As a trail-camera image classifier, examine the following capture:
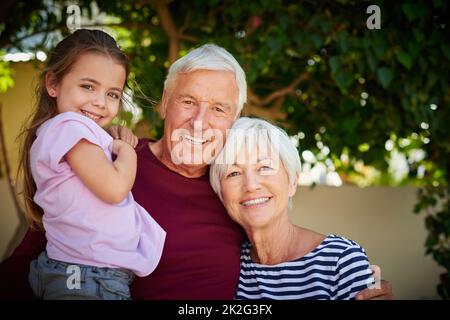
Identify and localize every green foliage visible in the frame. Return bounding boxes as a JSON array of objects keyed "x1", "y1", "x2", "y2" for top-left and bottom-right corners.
[
  {"x1": 0, "y1": 59, "x2": 14, "y2": 93},
  {"x1": 1, "y1": 0, "x2": 449, "y2": 298}
]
